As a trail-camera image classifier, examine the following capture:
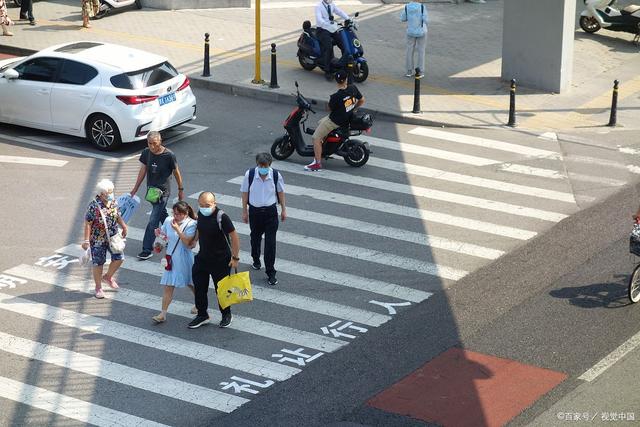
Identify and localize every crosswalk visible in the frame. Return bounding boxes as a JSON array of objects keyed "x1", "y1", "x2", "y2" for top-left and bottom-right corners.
[{"x1": 2, "y1": 125, "x2": 639, "y2": 425}]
